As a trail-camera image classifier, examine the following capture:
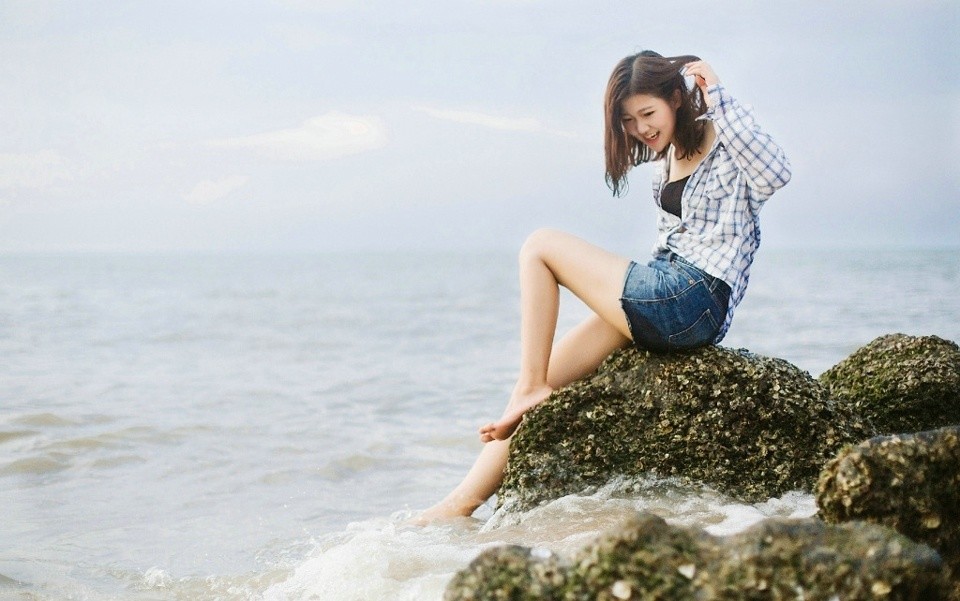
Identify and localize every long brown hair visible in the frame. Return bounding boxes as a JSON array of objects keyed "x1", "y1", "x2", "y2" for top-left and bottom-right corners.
[{"x1": 604, "y1": 50, "x2": 708, "y2": 197}]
